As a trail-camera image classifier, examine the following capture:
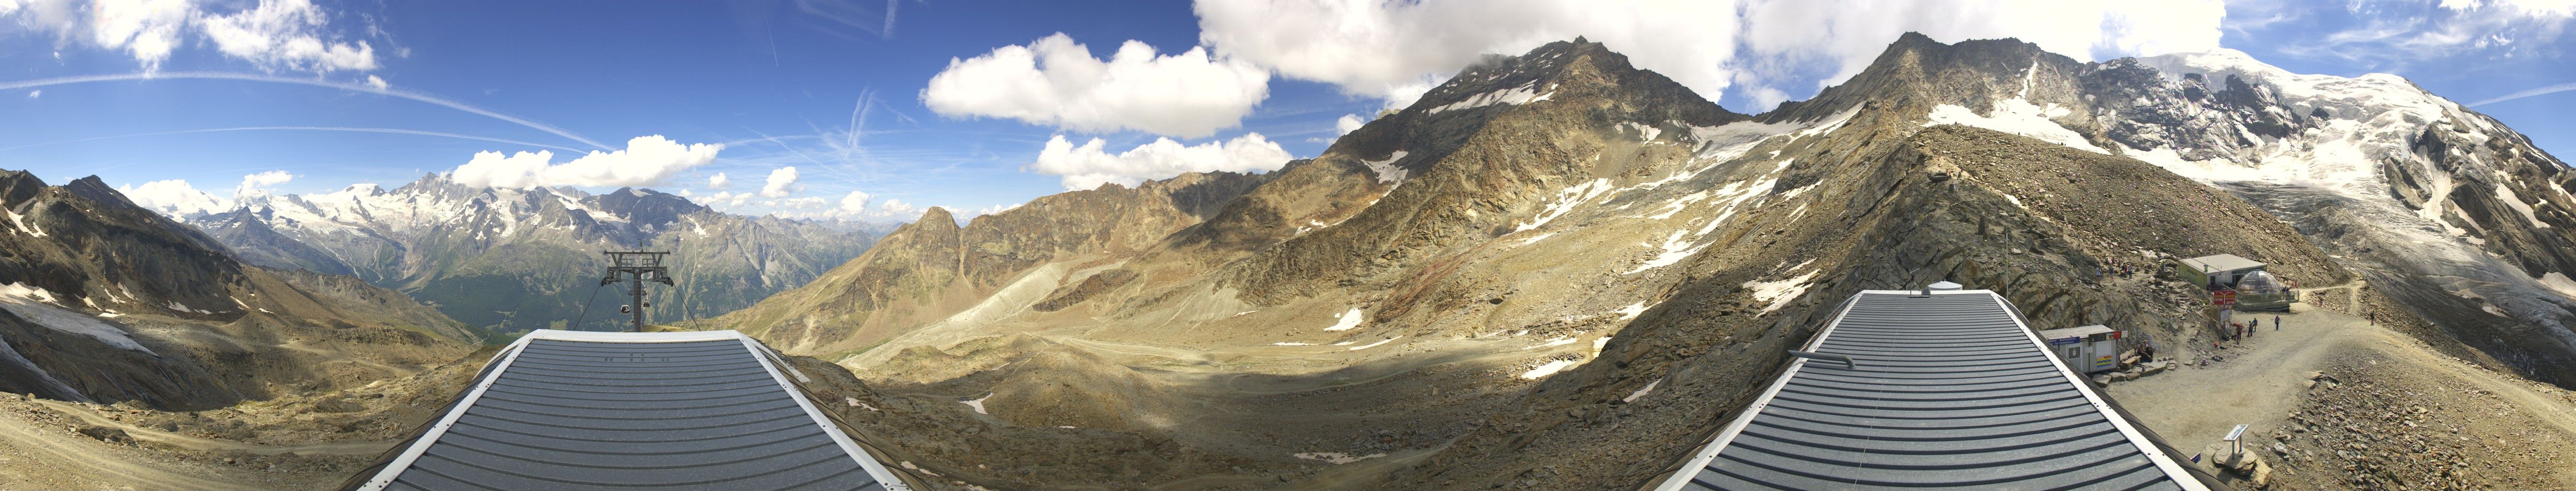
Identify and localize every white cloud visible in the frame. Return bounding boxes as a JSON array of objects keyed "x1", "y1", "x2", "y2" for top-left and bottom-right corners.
[
  {"x1": 969, "y1": 202, "x2": 1022, "y2": 217},
  {"x1": 759, "y1": 166, "x2": 800, "y2": 198},
  {"x1": 837, "y1": 190, "x2": 872, "y2": 214},
  {"x1": 117, "y1": 178, "x2": 229, "y2": 216},
  {"x1": 195, "y1": 0, "x2": 376, "y2": 72},
  {"x1": 700, "y1": 190, "x2": 749, "y2": 207},
  {"x1": 776, "y1": 197, "x2": 828, "y2": 209},
  {"x1": 1193, "y1": 0, "x2": 2224, "y2": 110},
  {"x1": 233, "y1": 169, "x2": 290, "y2": 198},
  {"x1": 921, "y1": 33, "x2": 1270, "y2": 138},
  {"x1": 1334, "y1": 114, "x2": 1367, "y2": 136},
  {"x1": 707, "y1": 172, "x2": 730, "y2": 189},
  {"x1": 1032, "y1": 132, "x2": 1292, "y2": 190},
  {"x1": 0, "y1": 0, "x2": 379, "y2": 73},
  {"x1": 448, "y1": 135, "x2": 723, "y2": 189},
  {"x1": 875, "y1": 199, "x2": 918, "y2": 217},
  {"x1": 364, "y1": 74, "x2": 386, "y2": 91},
  {"x1": 23, "y1": 90, "x2": 34, "y2": 98}
]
